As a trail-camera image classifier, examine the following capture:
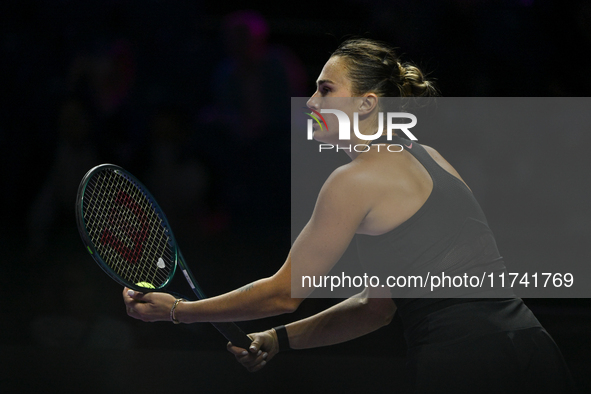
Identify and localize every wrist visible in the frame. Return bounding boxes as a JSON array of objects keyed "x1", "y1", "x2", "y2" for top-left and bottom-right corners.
[
  {"x1": 170, "y1": 298, "x2": 185, "y2": 324},
  {"x1": 272, "y1": 325, "x2": 291, "y2": 352}
]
